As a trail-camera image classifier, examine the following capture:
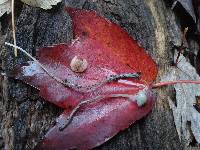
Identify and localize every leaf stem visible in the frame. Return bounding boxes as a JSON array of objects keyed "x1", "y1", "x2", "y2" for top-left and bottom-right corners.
[{"x1": 152, "y1": 80, "x2": 200, "y2": 88}]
